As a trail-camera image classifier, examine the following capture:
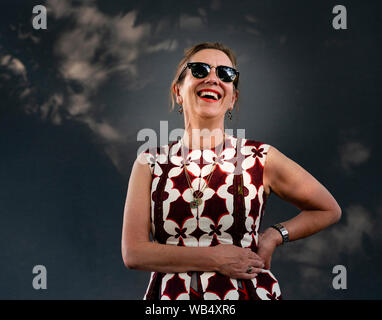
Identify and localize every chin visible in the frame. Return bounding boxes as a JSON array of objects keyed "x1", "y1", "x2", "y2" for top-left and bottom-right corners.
[
  {"x1": 198, "y1": 112, "x2": 224, "y2": 121},
  {"x1": 197, "y1": 105, "x2": 225, "y2": 117}
]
